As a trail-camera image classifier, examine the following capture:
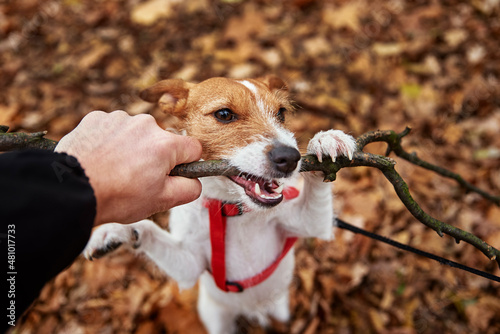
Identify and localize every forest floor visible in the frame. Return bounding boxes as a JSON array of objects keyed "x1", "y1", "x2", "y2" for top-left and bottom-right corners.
[{"x1": 1, "y1": 0, "x2": 500, "y2": 333}]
